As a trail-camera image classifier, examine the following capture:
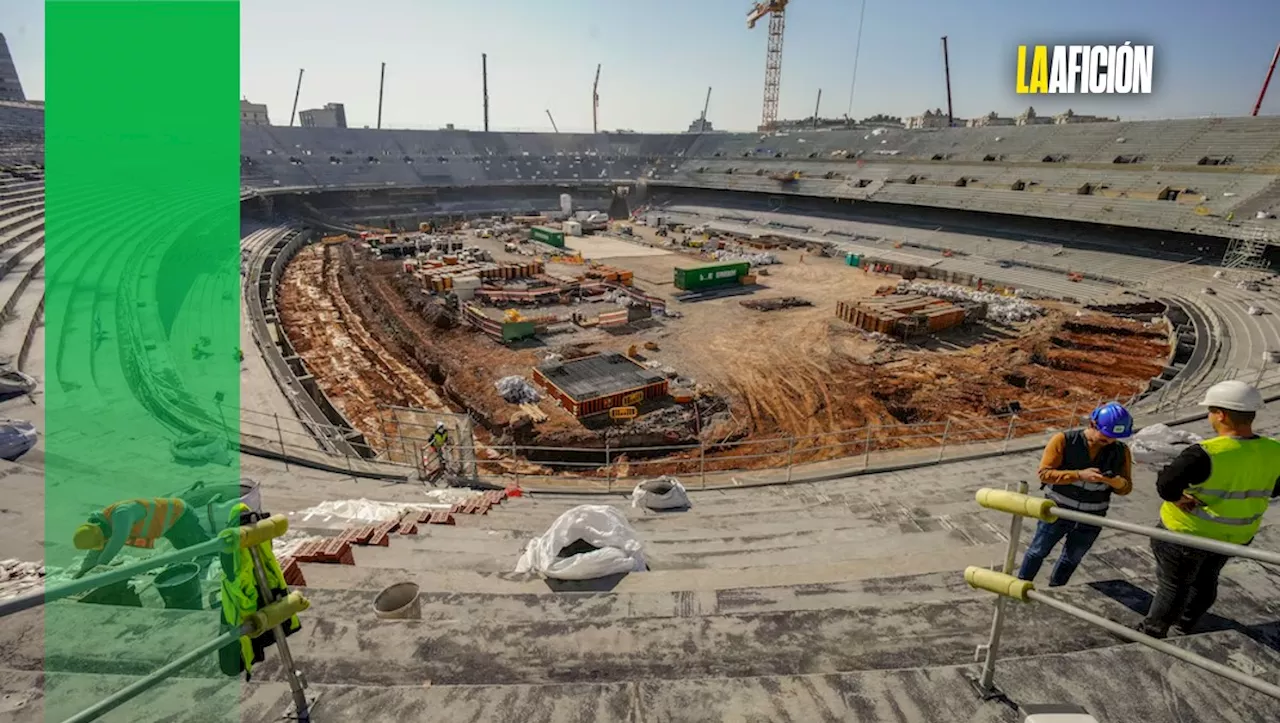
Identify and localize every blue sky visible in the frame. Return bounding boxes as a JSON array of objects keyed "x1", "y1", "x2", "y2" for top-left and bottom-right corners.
[{"x1": 6, "y1": 0, "x2": 1280, "y2": 131}]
